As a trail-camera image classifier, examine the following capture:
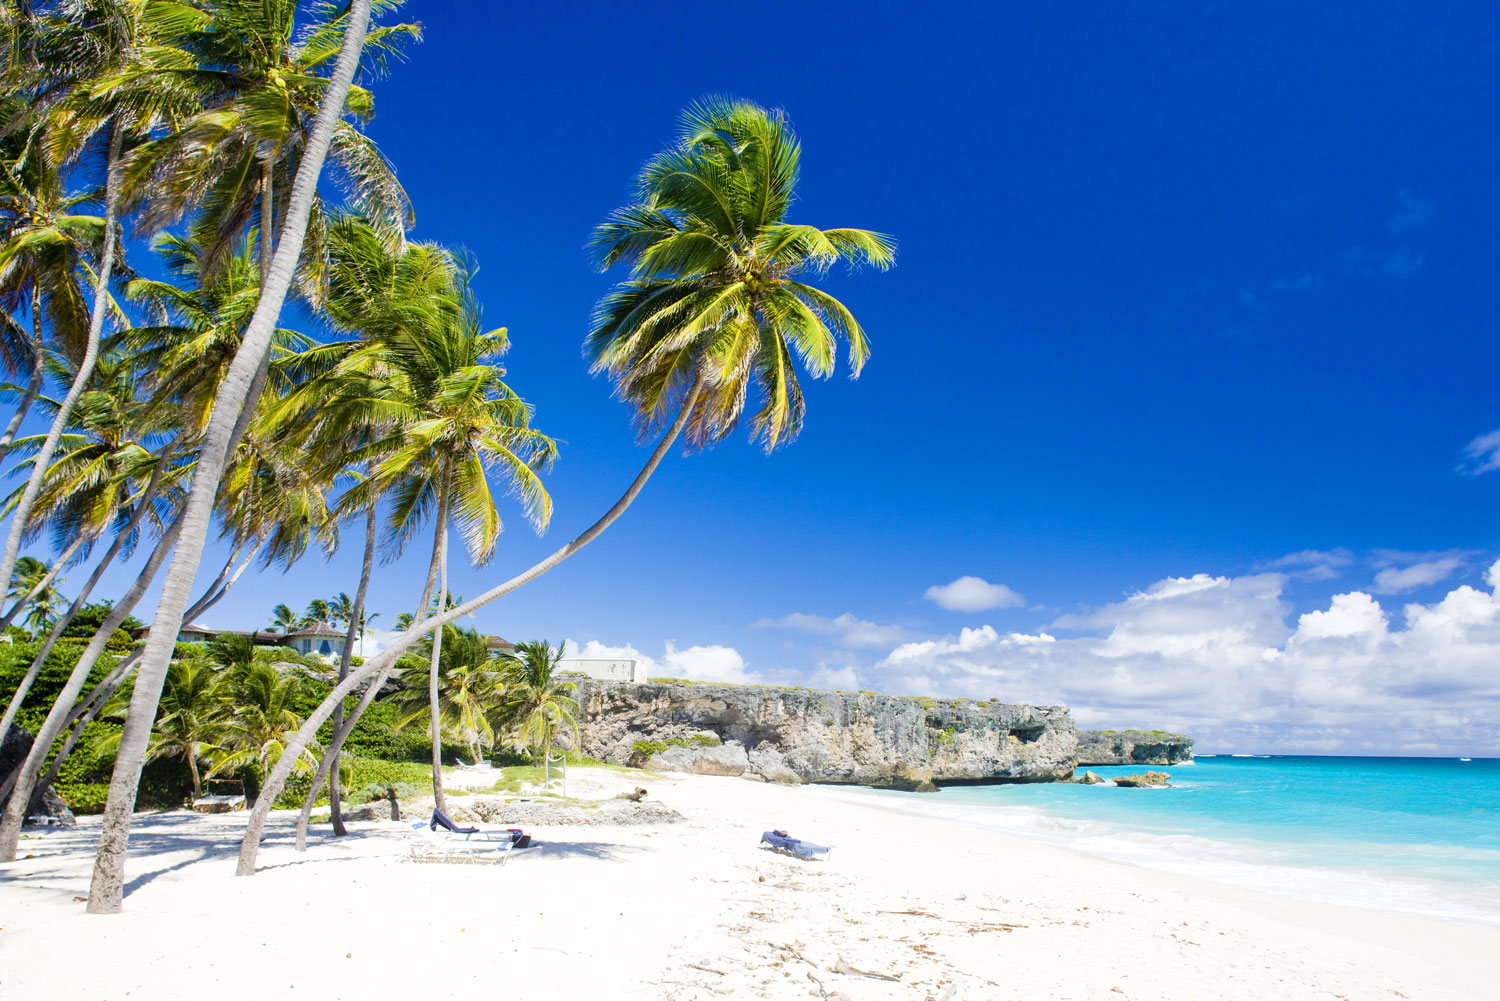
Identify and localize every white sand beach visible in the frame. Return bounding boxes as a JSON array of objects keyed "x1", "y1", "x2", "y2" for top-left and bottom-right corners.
[{"x1": 2, "y1": 768, "x2": 1496, "y2": 1001}]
